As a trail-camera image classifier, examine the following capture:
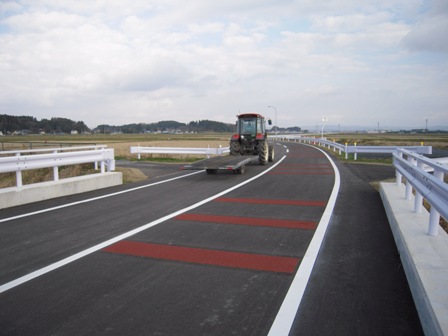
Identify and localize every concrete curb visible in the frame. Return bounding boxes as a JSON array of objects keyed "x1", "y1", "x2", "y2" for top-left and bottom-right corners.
[
  {"x1": 0, "y1": 172, "x2": 123, "y2": 209},
  {"x1": 380, "y1": 182, "x2": 448, "y2": 336}
]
